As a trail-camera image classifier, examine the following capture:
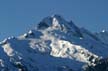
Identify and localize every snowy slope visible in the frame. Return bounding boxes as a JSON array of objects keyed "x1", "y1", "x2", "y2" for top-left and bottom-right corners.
[{"x1": 0, "y1": 15, "x2": 108, "y2": 71}]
